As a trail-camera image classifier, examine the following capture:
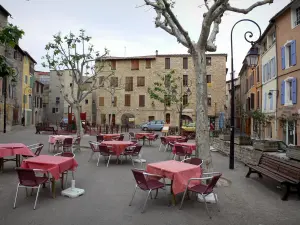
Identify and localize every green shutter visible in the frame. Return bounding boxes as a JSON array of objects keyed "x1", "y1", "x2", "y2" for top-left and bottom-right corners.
[
  {"x1": 23, "y1": 95, "x2": 27, "y2": 104},
  {"x1": 30, "y1": 76, "x2": 34, "y2": 88}
]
